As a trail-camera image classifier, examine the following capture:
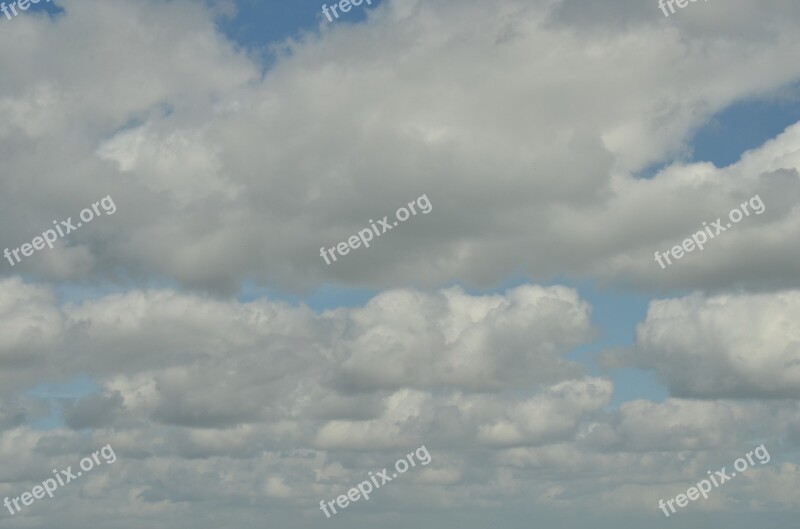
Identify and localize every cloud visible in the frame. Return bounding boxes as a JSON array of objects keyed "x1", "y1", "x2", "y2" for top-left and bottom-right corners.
[
  {"x1": 333, "y1": 285, "x2": 593, "y2": 392},
  {"x1": 1, "y1": 0, "x2": 800, "y2": 527},
  {"x1": 0, "y1": 276, "x2": 794, "y2": 525},
  {"x1": 609, "y1": 291, "x2": 800, "y2": 398},
  {"x1": 0, "y1": 281, "x2": 588, "y2": 404},
  {"x1": 1, "y1": 0, "x2": 800, "y2": 294},
  {"x1": 64, "y1": 391, "x2": 124, "y2": 429}
]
